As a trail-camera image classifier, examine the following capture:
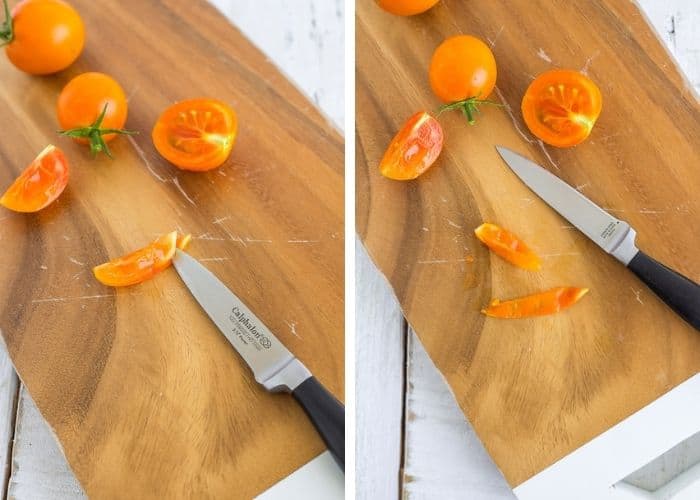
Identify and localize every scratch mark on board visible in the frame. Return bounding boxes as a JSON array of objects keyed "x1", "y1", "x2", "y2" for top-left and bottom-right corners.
[
  {"x1": 68, "y1": 257, "x2": 85, "y2": 266},
  {"x1": 32, "y1": 294, "x2": 114, "y2": 304},
  {"x1": 537, "y1": 140, "x2": 560, "y2": 171},
  {"x1": 286, "y1": 321, "x2": 301, "y2": 339},
  {"x1": 487, "y1": 26, "x2": 504, "y2": 48},
  {"x1": 446, "y1": 219, "x2": 462, "y2": 229},
  {"x1": 494, "y1": 86, "x2": 534, "y2": 144},
  {"x1": 537, "y1": 48, "x2": 552, "y2": 63},
  {"x1": 172, "y1": 177, "x2": 196, "y2": 205},
  {"x1": 581, "y1": 50, "x2": 600, "y2": 76},
  {"x1": 128, "y1": 135, "x2": 167, "y2": 183},
  {"x1": 630, "y1": 287, "x2": 644, "y2": 305},
  {"x1": 199, "y1": 257, "x2": 232, "y2": 262}
]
